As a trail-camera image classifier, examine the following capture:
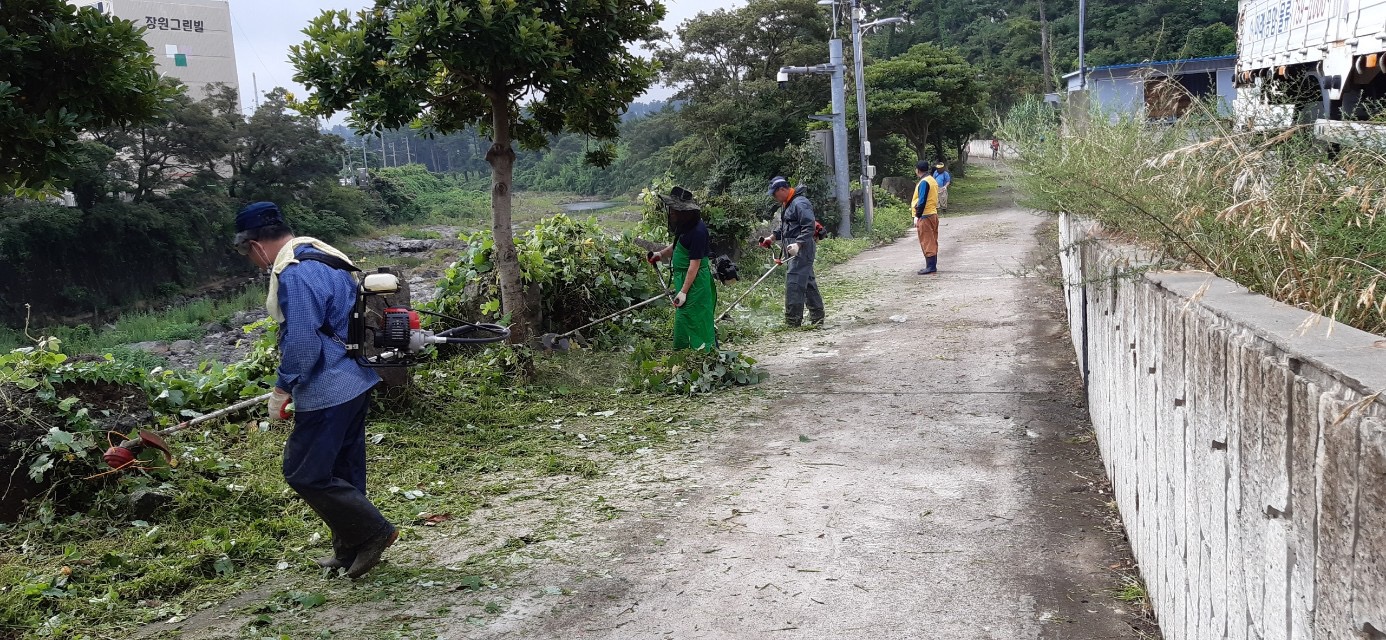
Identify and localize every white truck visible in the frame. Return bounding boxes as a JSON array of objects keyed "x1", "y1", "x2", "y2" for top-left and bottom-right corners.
[{"x1": 1235, "y1": 0, "x2": 1386, "y2": 139}]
